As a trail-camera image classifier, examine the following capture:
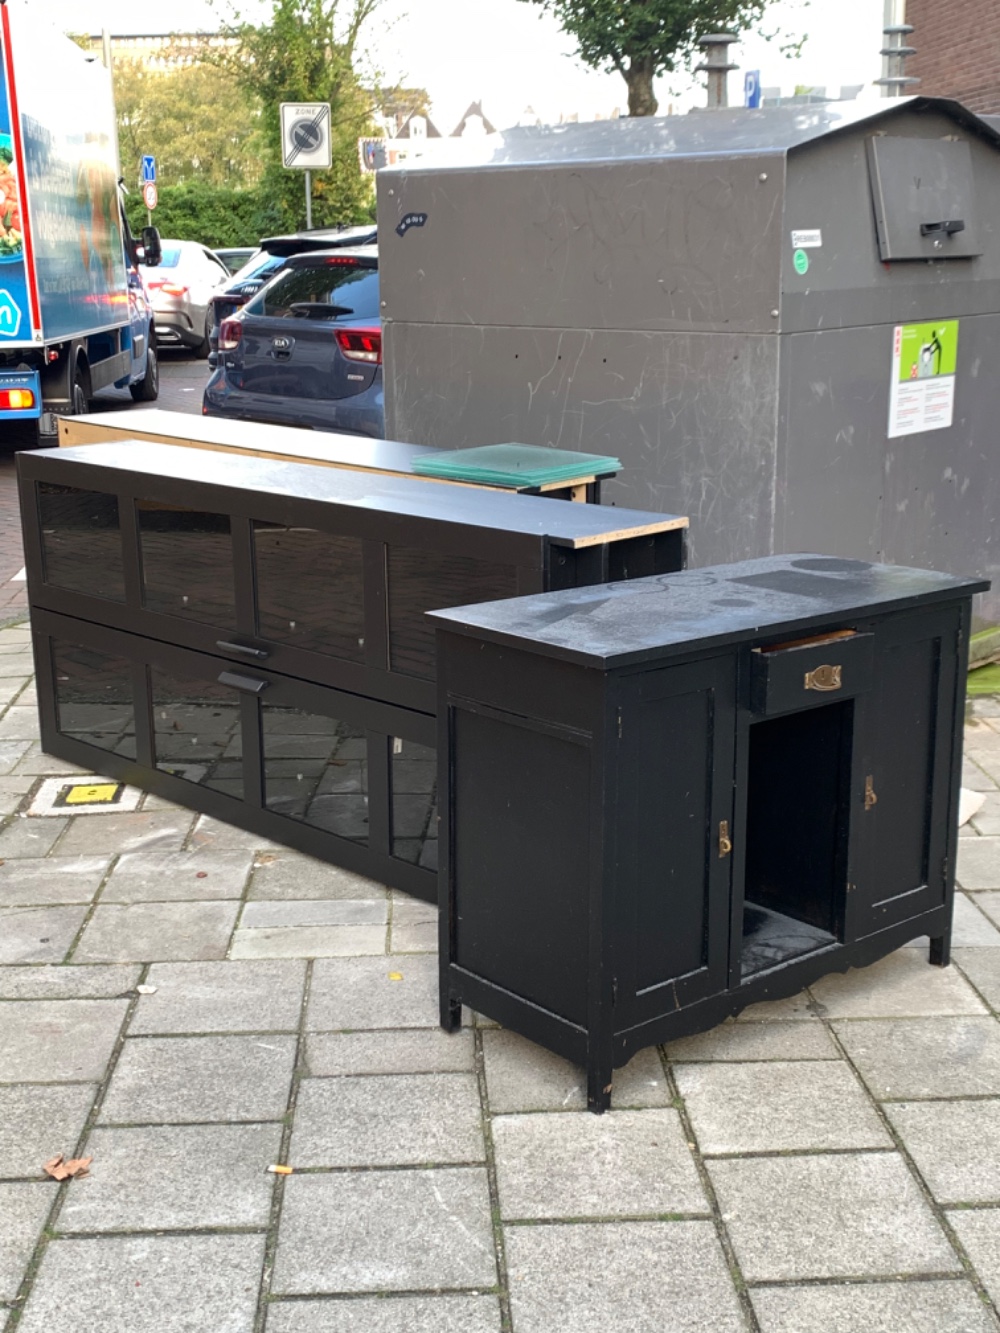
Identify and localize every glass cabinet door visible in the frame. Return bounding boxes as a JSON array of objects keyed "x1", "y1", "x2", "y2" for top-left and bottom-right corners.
[
  {"x1": 39, "y1": 484, "x2": 126, "y2": 602},
  {"x1": 52, "y1": 639, "x2": 136, "y2": 758},
  {"x1": 253, "y1": 522, "x2": 365, "y2": 663},
  {"x1": 261, "y1": 700, "x2": 369, "y2": 843},
  {"x1": 390, "y1": 737, "x2": 437, "y2": 869},
  {"x1": 138, "y1": 503, "x2": 237, "y2": 627},
  {"x1": 387, "y1": 544, "x2": 518, "y2": 680},
  {"x1": 150, "y1": 665, "x2": 244, "y2": 798}
]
